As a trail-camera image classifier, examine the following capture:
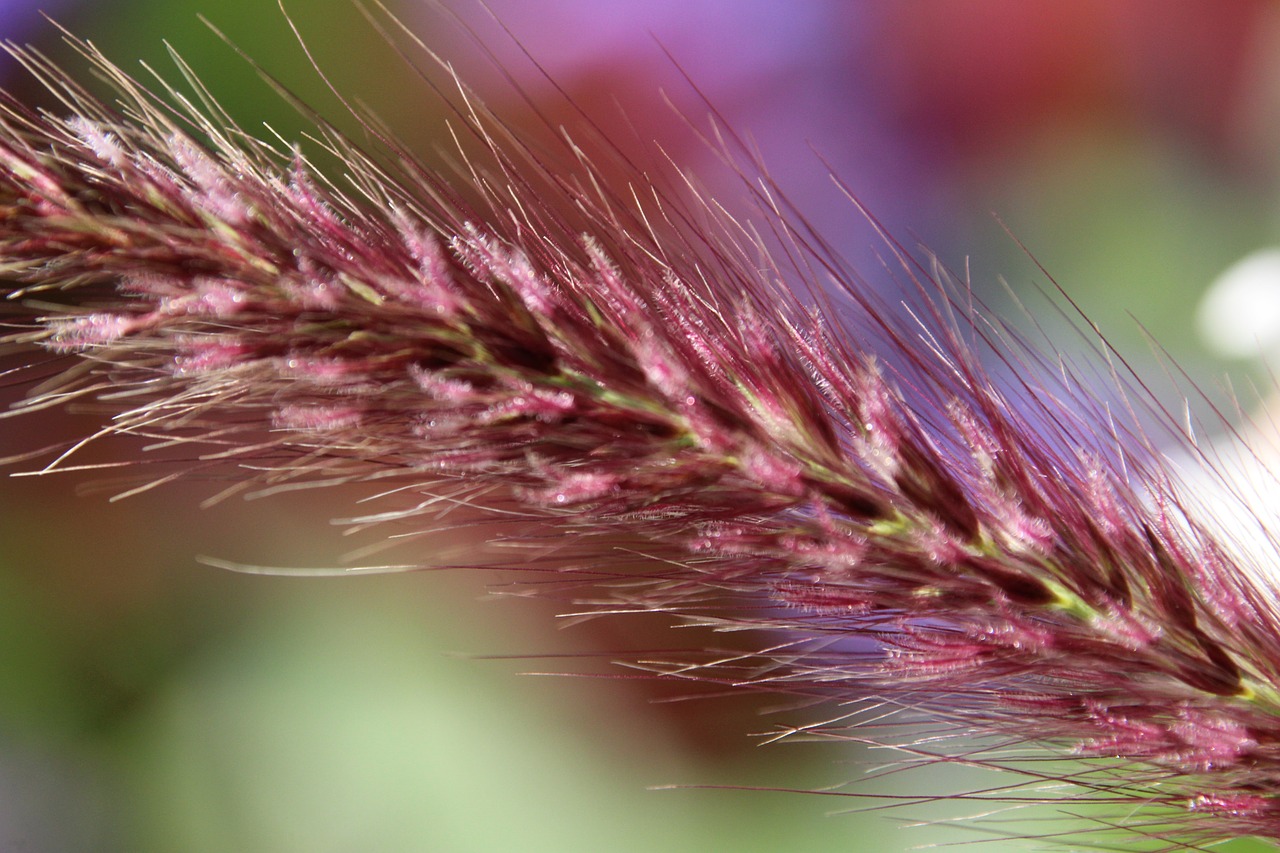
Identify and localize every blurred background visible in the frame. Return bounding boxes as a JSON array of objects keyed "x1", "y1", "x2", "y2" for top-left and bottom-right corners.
[{"x1": 2, "y1": 1, "x2": 1280, "y2": 850}]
